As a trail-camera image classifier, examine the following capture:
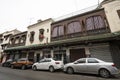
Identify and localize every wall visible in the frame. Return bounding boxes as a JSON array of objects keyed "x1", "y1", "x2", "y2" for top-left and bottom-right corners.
[
  {"x1": 102, "y1": 0, "x2": 120, "y2": 32},
  {"x1": 25, "y1": 19, "x2": 53, "y2": 46}
]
